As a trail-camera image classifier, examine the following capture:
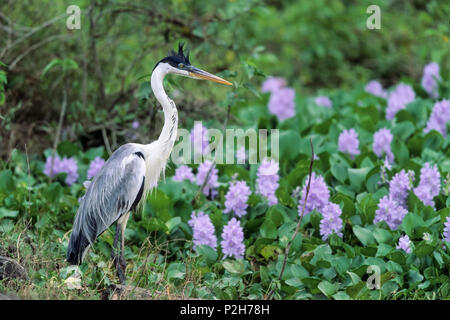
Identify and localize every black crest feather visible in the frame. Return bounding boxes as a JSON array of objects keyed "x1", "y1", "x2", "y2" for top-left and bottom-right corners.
[{"x1": 154, "y1": 42, "x2": 191, "y2": 71}]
